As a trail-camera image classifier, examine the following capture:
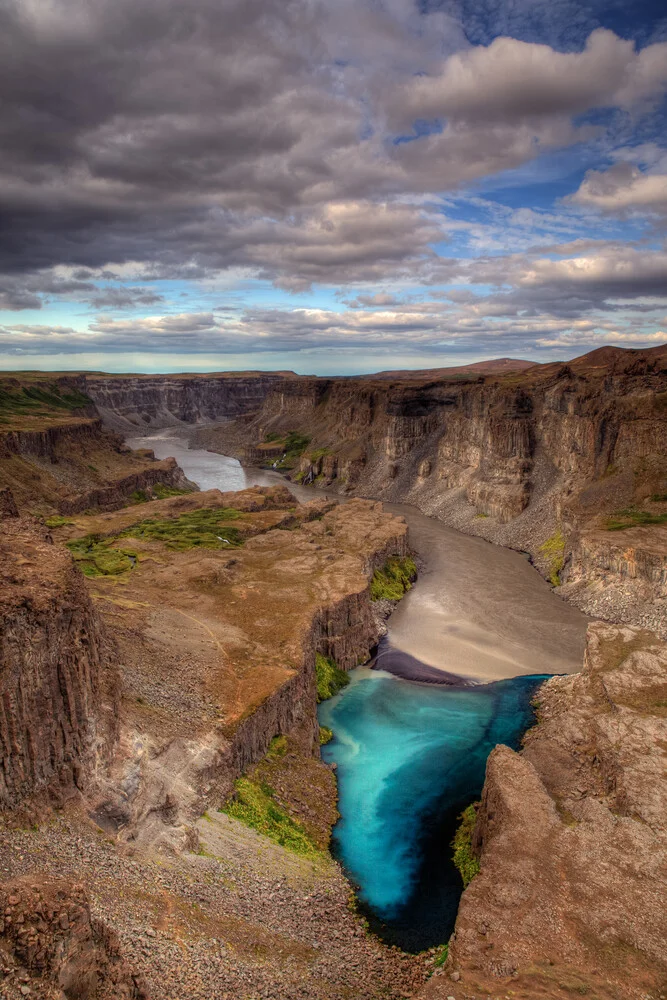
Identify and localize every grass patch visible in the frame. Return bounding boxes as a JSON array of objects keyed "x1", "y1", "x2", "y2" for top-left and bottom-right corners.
[
  {"x1": 433, "y1": 943, "x2": 449, "y2": 968},
  {"x1": 539, "y1": 529, "x2": 565, "y2": 586},
  {"x1": 451, "y1": 804, "x2": 480, "y2": 887},
  {"x1": 315, "y1": 653, "x2": 350, "y2": 703},
  {"x1": 604, "y1": 507, "x2": 667, "y2": 530},
  {"x1": 370, "y1": 556, "x2": 417, "y2": 601},
  {"x1": 67, "y1": 535, "x2": 138, "y2": 578},
  {"x1": 265, "y1": 735, "x2": 288, "y2": 761},
  {"x1": 131, "y1": 483, "x2": 193, "y2": 504},
  {"x1": 268, "y1": 431, "x2": 312, "y2": 468},
  {"x1": 221, "y1": 777, "x2": 321, "y2": 858},
  {"x1": 44, "y1": 515, "x2": 74, "y2": 528},
  {"x1": 66, "y1": 506, "x2": 244, "y2": 575},
  {"x1": 309, "y1": 447, "x2": 330, "y2": 461},
  {"x1": 0, "y1": 382, "x2": 91, "y2": 421},
  {"x1": 118, "y1": 506, "x2": 243, "y2": 550},
  {"x1": 152, "y1": 482, "x2": 193, "y2": 499},
  {"x1": 319, "y1": 725, "x2": 333, "y2": 745}
]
